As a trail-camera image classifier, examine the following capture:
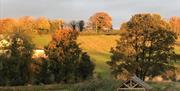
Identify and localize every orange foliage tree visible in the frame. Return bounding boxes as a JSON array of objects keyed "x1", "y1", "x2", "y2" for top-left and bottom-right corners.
[
  {"x1": 18, "y1": 16, "x2": 36, "y2": 33},
  {"x1": 88, "y1": 12, "x2": 112, "y2": 32},
  {"x1": 0, "y1": 18, "x2": 19, "y2": 33},
  {"x1": 49, "y1": 19, "x2": 64, "y2": 33},
  {"x1": 36, "y1": 17, "x2": 50, "y2": 34},
  {"x1": 169, "y1": 16, "x2": 180, "y2": 35}
]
